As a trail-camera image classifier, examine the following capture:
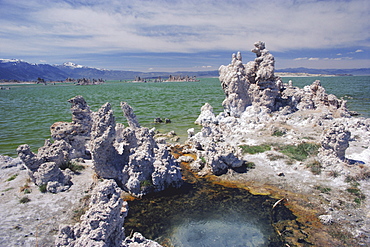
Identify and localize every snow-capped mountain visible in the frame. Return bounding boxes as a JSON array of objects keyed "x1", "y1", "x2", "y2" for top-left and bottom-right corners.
[
  {"x1": 0, "y1": 59, "x2": 216, "y2": 81},
  {"x1": 0, "y1": 59, "x2": 68, "y2": 81},
  {"x1": 0, "y1": 59, "x2": 145, "y2": 81}
]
